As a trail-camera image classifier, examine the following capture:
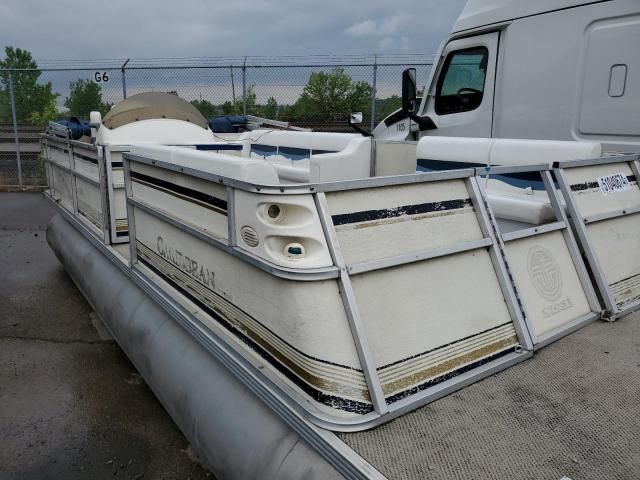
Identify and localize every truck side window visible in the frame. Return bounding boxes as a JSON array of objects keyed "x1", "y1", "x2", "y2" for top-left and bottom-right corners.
[{"x1": 435, "y1": 47, "x2": 488, "y2": 115}]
